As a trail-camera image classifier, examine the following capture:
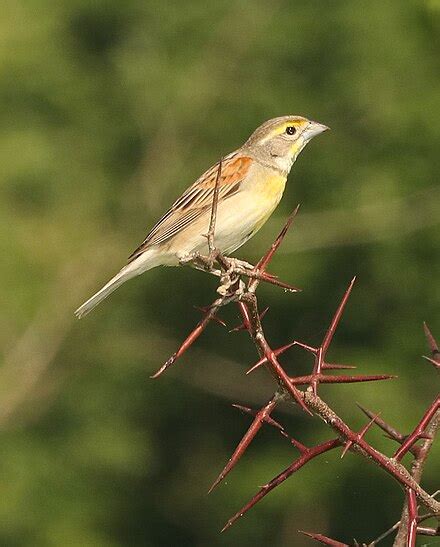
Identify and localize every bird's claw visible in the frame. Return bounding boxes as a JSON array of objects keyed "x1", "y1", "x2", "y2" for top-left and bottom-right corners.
[{"x1": 225, "y1": 257, "x2": 255, "y2": 271}]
